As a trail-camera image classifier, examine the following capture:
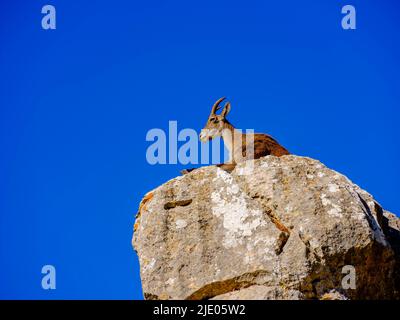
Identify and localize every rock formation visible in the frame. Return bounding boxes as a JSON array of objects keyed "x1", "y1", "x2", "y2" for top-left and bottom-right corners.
[{"x1": 132, "y1": 155, "x2": 400, "y2": 300}]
